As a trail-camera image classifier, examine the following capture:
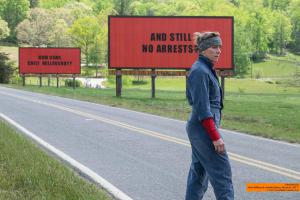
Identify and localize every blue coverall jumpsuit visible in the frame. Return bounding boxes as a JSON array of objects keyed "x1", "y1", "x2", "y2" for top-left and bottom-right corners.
[{"x1": 185, "y1": 55, "x2": 234, "y2": 200}]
